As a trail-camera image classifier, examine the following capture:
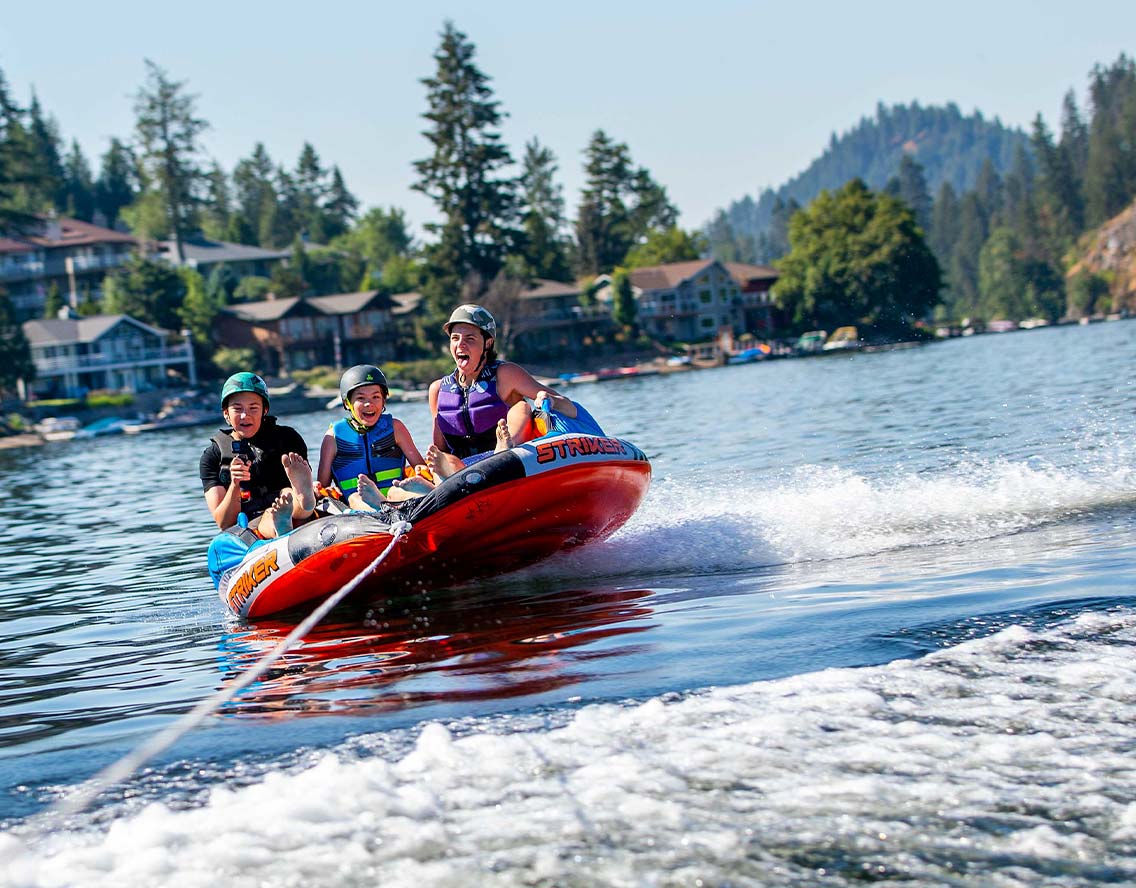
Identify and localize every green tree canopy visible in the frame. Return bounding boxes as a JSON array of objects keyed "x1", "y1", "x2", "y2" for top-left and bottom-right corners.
[
  {"x1": 132, "y1": 60, "x2": 209, "y2": 261},
  {"x1": 624, "y1": 226, "x2": 706, "y2": 268},
  {"x1": 518, "y1": 138, "x2": 571, "y2": 281},
  {"x1": 773, "y1": 178, "x2": 941, "y2": 337},
  {"x1": 102, "y1": 255, "x2": 185, "y2": 330}
]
